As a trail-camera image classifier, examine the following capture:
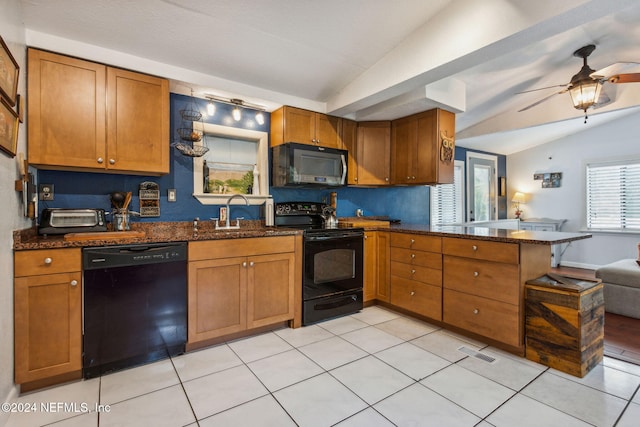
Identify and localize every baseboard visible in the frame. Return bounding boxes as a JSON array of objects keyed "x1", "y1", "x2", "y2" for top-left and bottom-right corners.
[{"x1": 559, "y1": 260, "x2": 601, "y2": 270}]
